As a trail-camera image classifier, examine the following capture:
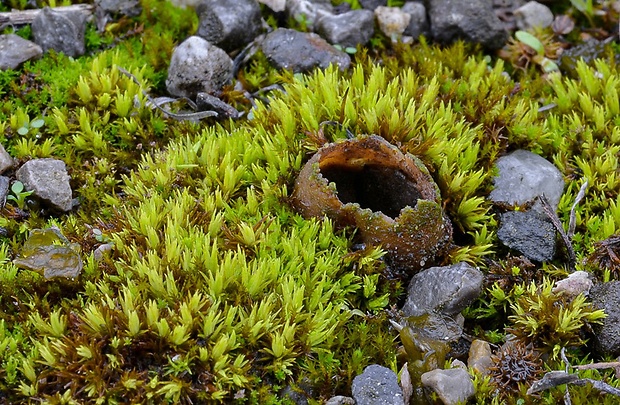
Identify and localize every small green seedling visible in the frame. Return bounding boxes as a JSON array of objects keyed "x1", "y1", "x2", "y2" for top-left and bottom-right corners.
[
  {"x1": 17, "y1": 118, "x2": 45, "y2": 136},
  {"x1": 515, "y1": 31, "x2": 559, "y2": 73},
  {"x1": 6, "y1": 181, "x2": 33, "y2": 209}
]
